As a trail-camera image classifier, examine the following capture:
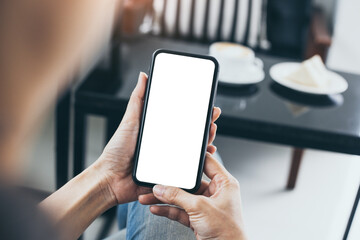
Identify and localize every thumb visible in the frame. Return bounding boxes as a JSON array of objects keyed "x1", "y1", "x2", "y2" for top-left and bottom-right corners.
[
  {"x1": 122, "y1": 72, "x2": 148, "y2": 123},
  {"x1": 153, "y1": 185, "x2": 196, "y2": 211}
]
